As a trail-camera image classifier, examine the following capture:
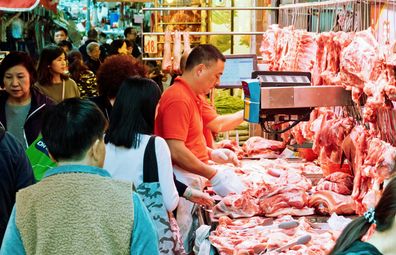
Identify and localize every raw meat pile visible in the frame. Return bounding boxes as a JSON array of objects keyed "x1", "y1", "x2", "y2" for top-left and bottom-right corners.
[
  {"x1": 260, "y1": 27, "x2": 396, "y2": 123},
  {"x1": 260, "y1": 25, "x2": 317, "y2": 74},
  {"x1": 309, "y1": 190, "x2": 356, "y2": 216},
  {"x1": 242, "y1": 136, "x2": 286, "y2": 158},
  {"x1": 286, "y1": 116, "x2": 396, "y2": 215},
  {"x1": 215, "y1": 137, "x2": 286, "y2": 159},
  {"x1": 210, "y1": 215, "x2": 337, "y2": 255},
  {"x1": 309, "y1": 172, "x2": 356, "y2": 215},
  {"x1": 316, "y1": 31, "x2": 353, "y2": 86},
  {"x1": 215, "y1": 139, "x2": 245, "y2": 159},
  {"x1": 347, "y1": 126, "x2": 396, "y2": 214},
  {"x1": 315, "y1": 172, "x2": 353, "y2": 195},
  {"x1": 312, "y1": 111, "x2": 354, "y2": 165},
  {"x1": 211, "y1": 159, "x2": 341, "y2": 219}
]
